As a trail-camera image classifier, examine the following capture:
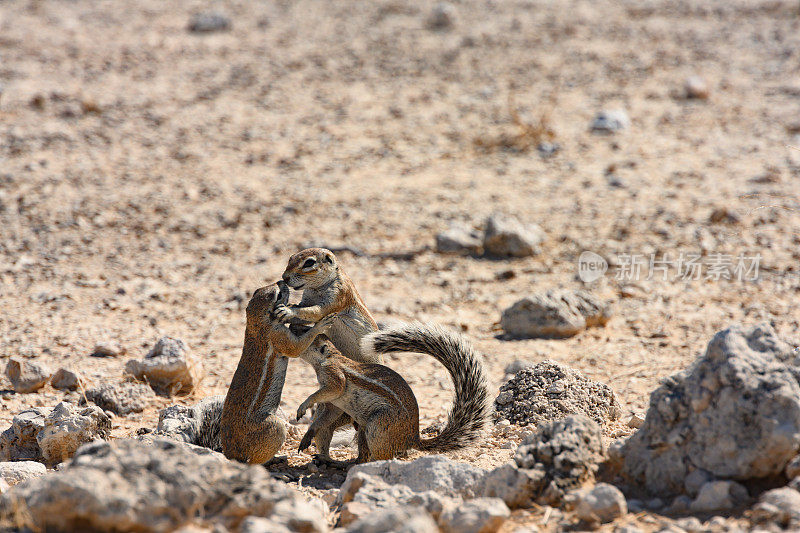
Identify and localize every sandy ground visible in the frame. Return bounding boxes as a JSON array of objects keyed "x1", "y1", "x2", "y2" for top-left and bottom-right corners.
[{"x1": 1, "y1": 0, "x2": 800, "y2": 530}]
